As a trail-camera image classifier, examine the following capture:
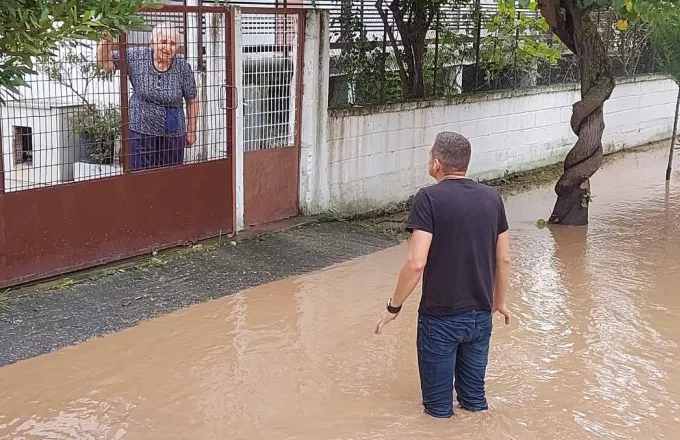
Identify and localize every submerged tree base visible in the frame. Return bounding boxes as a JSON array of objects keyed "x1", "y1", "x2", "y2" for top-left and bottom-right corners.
[{"x1": 548, "y1": 181, "x2": 590, "y2": 227}]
